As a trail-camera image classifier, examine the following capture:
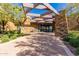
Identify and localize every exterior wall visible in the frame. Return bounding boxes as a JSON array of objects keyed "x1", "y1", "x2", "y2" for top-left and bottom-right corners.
[
  {"x1": 21, "y1": 23, "x2": 38, "y2": 34},
  {"x1": 21, "y1": 17, "x2": 32, "y2": 34},
  {"x1": 31, "y1": 23, "x2": 38, "y2": 29},
  {"x1": 30, "y1": 23, "x2": 38, "y2": 32},
  {"x1": 5, "y1": 21, "x2": 17, "y2": 31},
  {"x1": 21, "y1": 26, "x2": 31, "y2": 34},
  {"x1": 55, "y1": 11, "x2": 68, "y2": 38}
]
